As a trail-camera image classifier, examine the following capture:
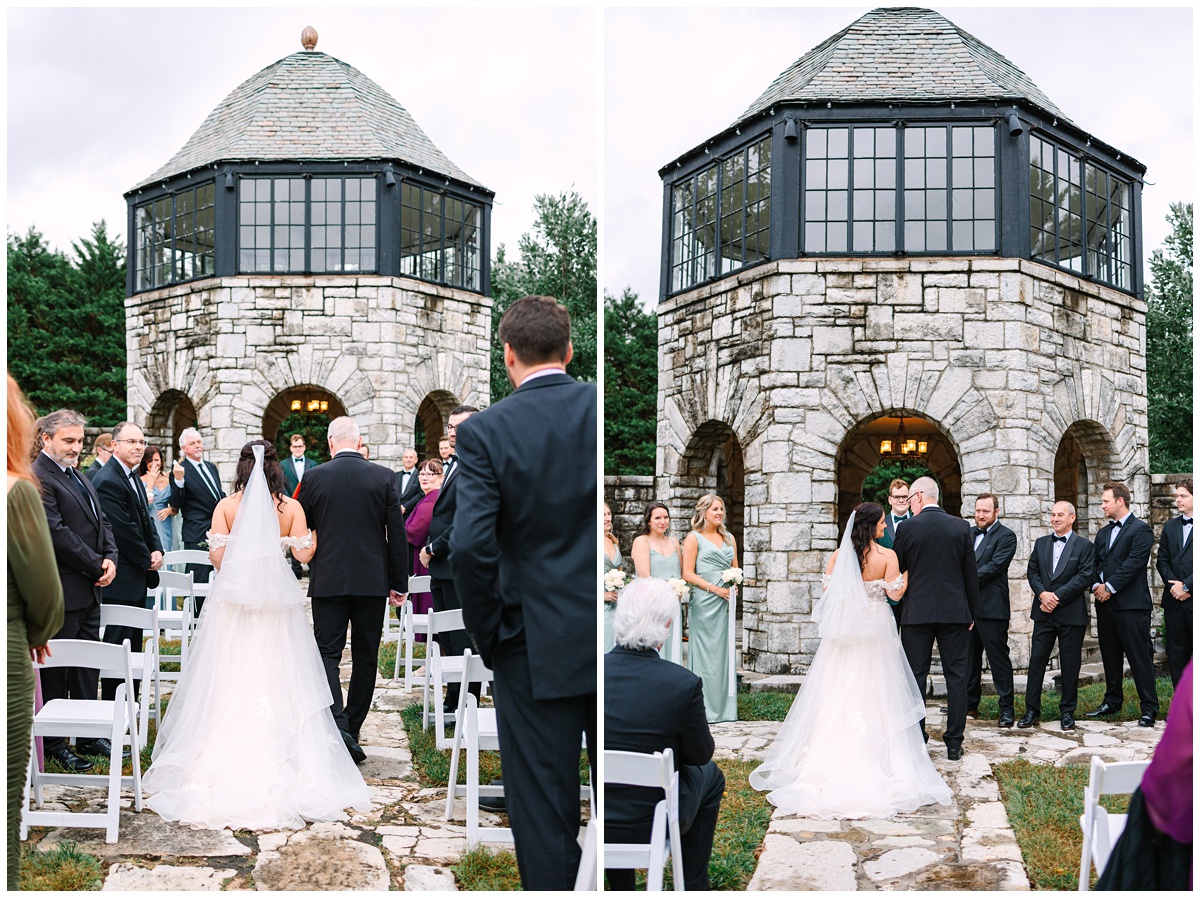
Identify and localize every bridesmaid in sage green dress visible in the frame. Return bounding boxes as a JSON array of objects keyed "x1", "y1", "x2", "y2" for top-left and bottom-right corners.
[
  {"x1": 631, "y1": 502, "x2": 683, "y2": 664},
  {"x1": 682, "y1": 494, "x2": 738, "y2": 722},
  {"x1": 602, "y1": 504, "x2": 623, "y2": 652}
]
